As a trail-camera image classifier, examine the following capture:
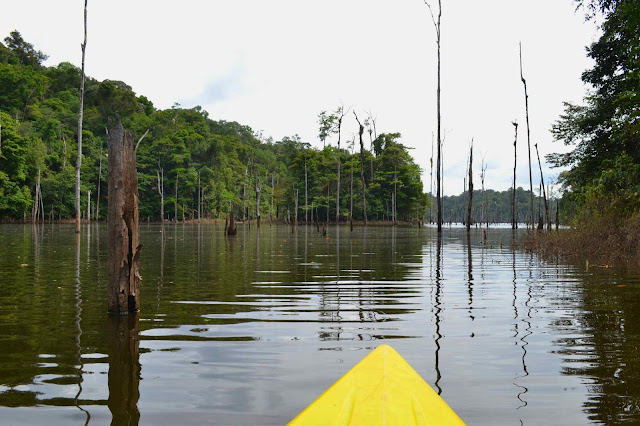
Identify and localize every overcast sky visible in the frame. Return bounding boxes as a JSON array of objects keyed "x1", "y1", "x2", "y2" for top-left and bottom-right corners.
[{"x1": 1, "y1": 0, "x2": 599, "y2": 195}]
